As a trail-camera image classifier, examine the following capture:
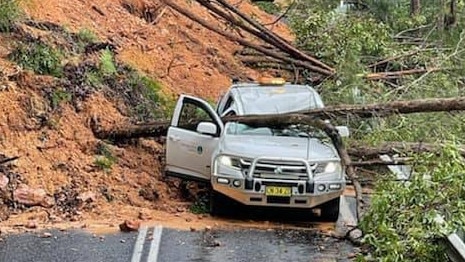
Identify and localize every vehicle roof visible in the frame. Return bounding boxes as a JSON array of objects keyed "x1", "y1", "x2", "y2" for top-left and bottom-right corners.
[{"x1": 230, "y1": 83, "x2": 324, "y2": 115}]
